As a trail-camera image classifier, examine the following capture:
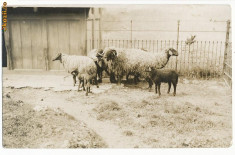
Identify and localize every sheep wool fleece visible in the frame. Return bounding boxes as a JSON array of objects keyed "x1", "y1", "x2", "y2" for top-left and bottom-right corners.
[
  {"x1": 61, "y1": 53, "x2": 97, "y2": 80},
  {"x1": 103, "y1": 47, "x2": 171, "y2": 78}
]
